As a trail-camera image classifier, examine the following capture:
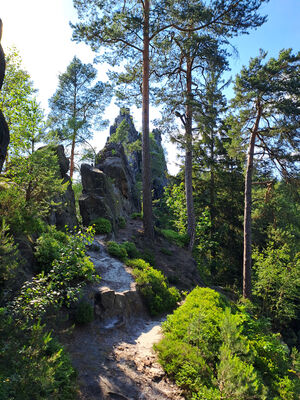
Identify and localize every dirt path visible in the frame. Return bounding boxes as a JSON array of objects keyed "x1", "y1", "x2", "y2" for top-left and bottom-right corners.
[{"x1": 63, "y1": 236, "x2": 184, "y2": 400}]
